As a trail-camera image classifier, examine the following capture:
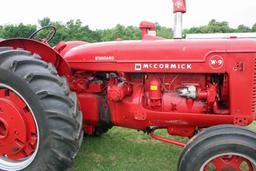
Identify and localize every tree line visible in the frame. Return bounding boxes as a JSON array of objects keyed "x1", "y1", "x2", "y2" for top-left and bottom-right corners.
[{"x1": 0, "y1": 17, "x2": 255, "y2": 46}]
